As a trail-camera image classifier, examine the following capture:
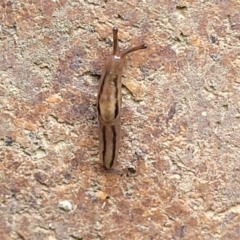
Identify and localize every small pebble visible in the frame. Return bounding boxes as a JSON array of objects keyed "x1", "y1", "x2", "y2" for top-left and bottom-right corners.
[{"x1": 58, "y1": 200, "x2": 72, "y2": 211}]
